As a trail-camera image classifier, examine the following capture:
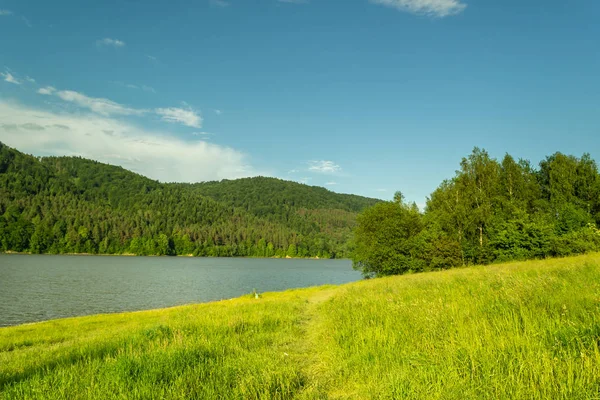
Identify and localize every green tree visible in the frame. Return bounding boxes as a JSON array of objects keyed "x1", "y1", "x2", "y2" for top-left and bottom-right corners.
[
  {"x1": 287, "y1": 243, "x2": 297, "y2": 258},
  {"x1": 352, "y1": 200, "x2": 424, "y2": 277},
  {"x1": 156, "y1": 233, "x2": 172, "y2": 256}
]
